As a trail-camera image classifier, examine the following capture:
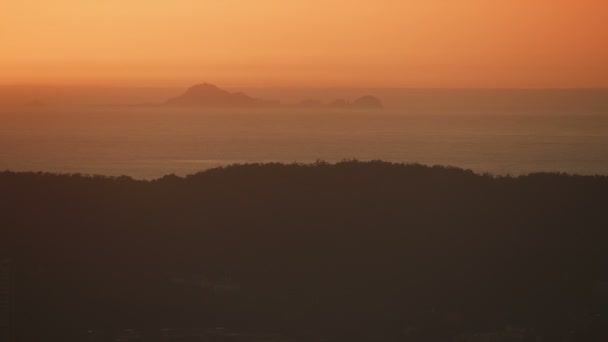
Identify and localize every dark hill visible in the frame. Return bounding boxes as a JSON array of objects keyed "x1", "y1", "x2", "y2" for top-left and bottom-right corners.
[{"x1": 1, "y1": 161, "x2": 607, "y2": 341}]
